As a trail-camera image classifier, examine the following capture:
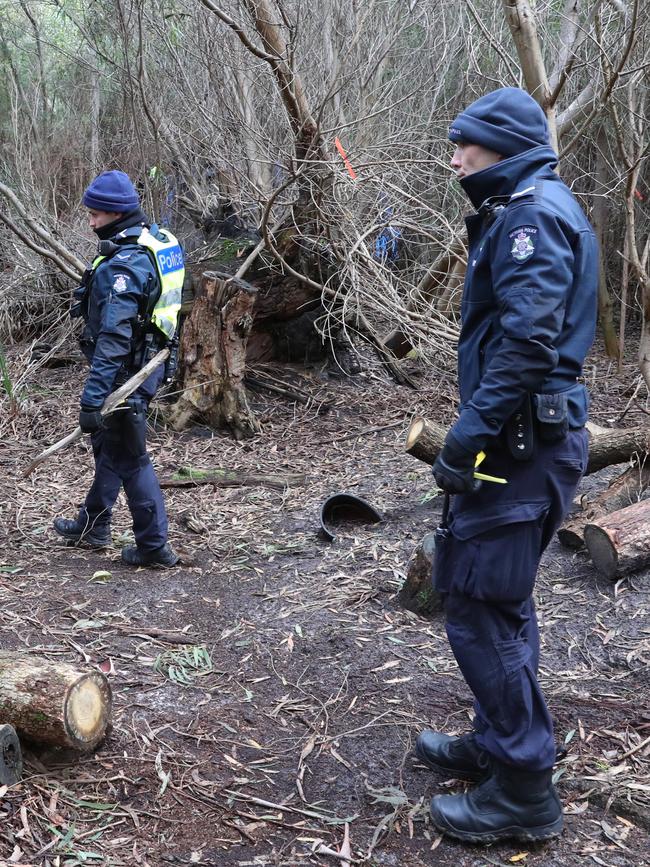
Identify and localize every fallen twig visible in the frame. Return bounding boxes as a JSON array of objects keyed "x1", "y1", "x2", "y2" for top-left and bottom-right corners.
[
  {"x1": 224, "y1": 789, "x2": 358, "y2": 825},
  {"x1": 160, "y1": 467, "x2": 305, "y2": 490}
]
